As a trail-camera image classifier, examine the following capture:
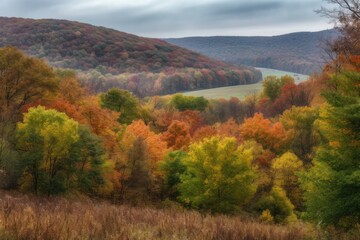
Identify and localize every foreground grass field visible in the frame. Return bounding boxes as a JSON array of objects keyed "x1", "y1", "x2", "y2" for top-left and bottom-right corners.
[
  {"x1": 183, "y1": 68, "x2": 309, "y2": 100},
  {"x1": 0, "y1": 191, "x2": 317, "y2": 240}
]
